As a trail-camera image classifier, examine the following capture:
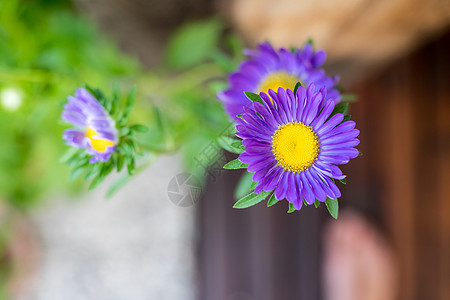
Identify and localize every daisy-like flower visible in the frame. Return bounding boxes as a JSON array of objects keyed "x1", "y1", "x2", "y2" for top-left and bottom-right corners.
[
  {"x1": 236, "y1": 84, "x2": 359, "y2": 210},
  {"x1": 62, "y1": 88, "x2": 118, "y2": 163},
  {"x1": 218, "y1": 42, "x2": 340, "y2": 120}
]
